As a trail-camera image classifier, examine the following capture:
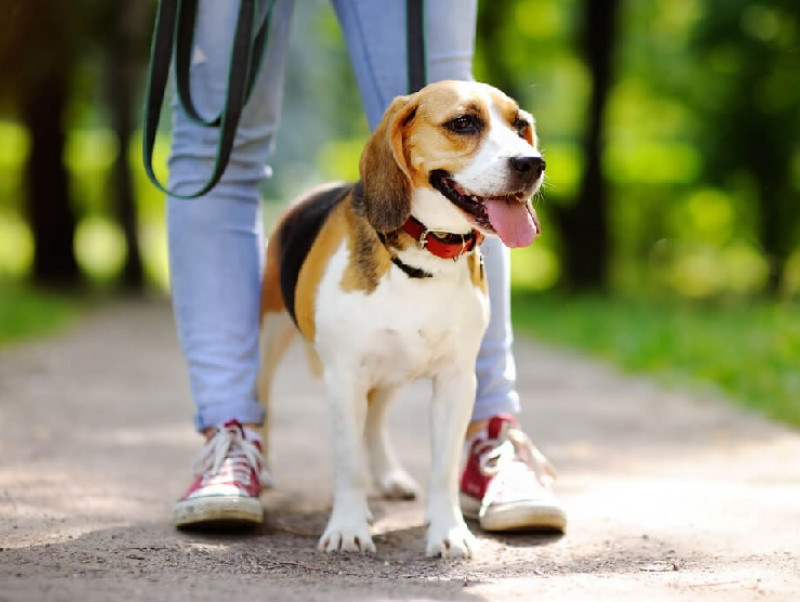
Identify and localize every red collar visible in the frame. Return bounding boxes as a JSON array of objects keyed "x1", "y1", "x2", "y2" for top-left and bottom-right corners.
[{"x1": 400, "y1": 216, "x2": 484, "y2": 260}]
